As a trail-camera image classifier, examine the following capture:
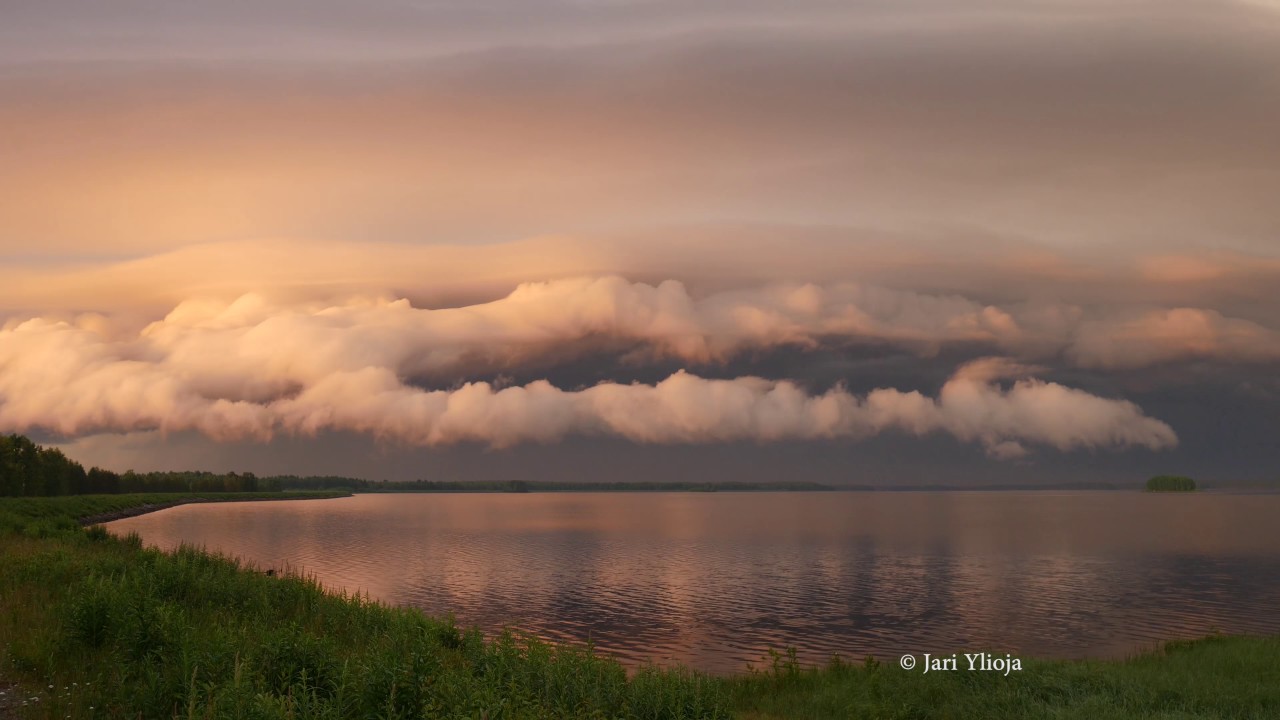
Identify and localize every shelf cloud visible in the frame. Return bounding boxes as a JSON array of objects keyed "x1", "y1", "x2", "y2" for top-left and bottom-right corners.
[
  {"x1": 2, "y1": 0, "x2": 1277, "y2": 478},
  {"x1": 0, "y1": 304, "x2": 1176, "y2": 457},
  {"x1": 1, "y1": 279, "x2": 1181, "y2": 458},
  {"x1": 6, "y1": 274, "x2": 1276, "y2": 386}
]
